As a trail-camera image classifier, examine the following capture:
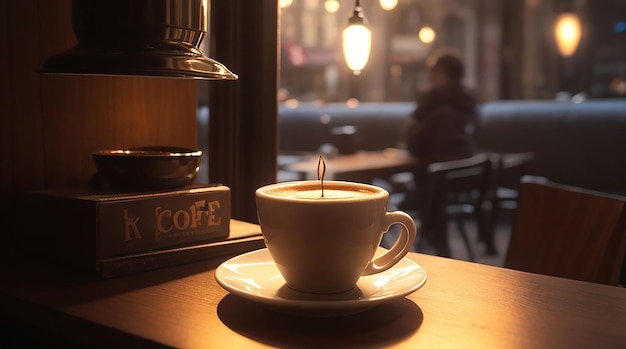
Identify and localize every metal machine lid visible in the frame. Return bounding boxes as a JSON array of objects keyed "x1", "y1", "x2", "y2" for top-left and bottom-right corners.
[{"x1": 40, "y1": 0, "x2": 238, "y2": 80}]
